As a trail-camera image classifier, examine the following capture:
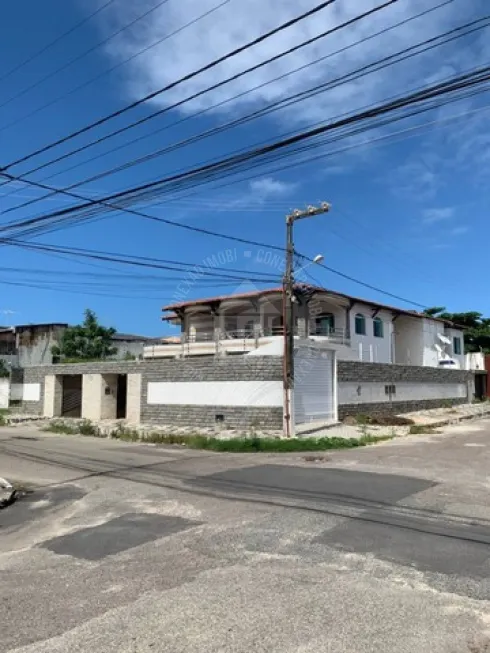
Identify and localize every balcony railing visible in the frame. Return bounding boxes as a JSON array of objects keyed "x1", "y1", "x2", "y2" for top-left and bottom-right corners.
[
  {"x1": 308, "y1": 326, "x2": 349, "y2": 344},
  {"x1": 144, "y1": 324, "x2": 351, "y2": 359}
]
